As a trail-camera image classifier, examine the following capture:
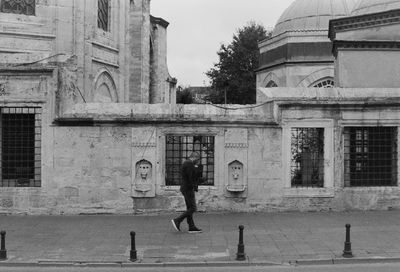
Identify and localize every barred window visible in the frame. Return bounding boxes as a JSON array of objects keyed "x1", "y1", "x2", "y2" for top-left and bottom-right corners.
[
  {"x1": 0, "y1": 0, "x2": 35, "y2": 15},
  {"x1": 291, "y1": 128, "x2": 324, "y2": 188},
  {"x1": 166, "y1": 135, "x2": 214, "y2": 186},
  {"x1": 0, "y1": 108, "x2": 41, "y2": 187},
  {"x1": 311, "y1": 78, "x2": 334, "y2": 88},
  {"x1": 98, "y1": 0, "x2": 110, "y2": 32},
  {"x1": 344, "y1": 127, "x2": 397, "y2": 187}
]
